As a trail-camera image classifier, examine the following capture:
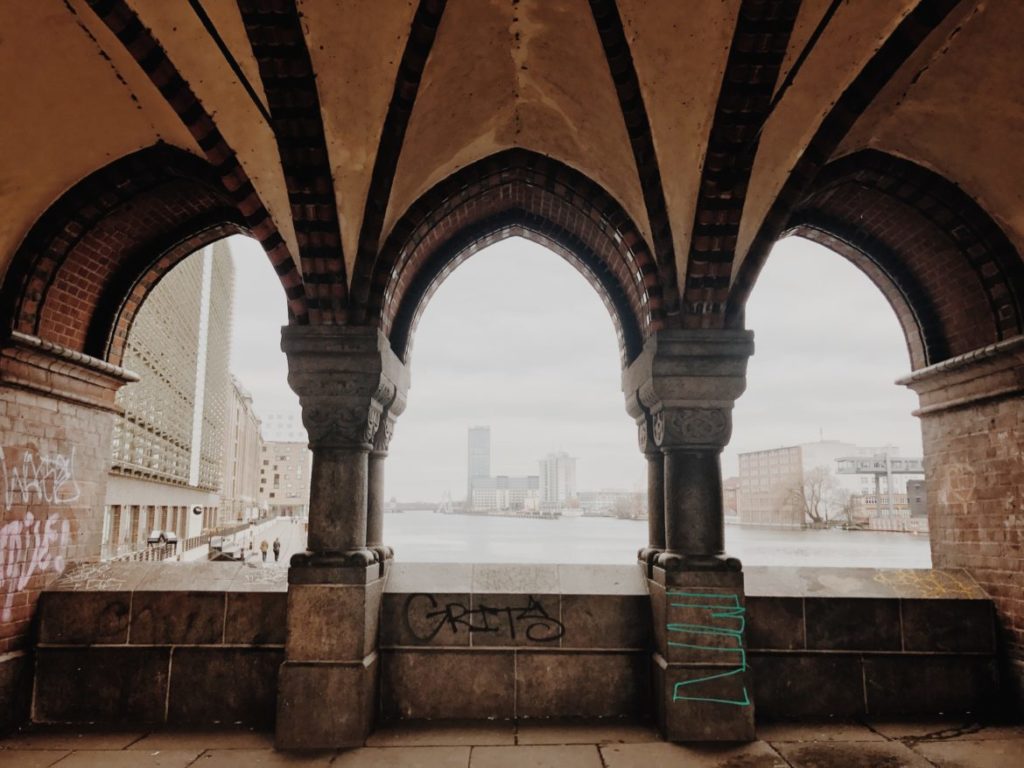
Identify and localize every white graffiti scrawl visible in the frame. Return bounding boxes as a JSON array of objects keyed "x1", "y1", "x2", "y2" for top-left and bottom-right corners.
[
  {"x1": 1, "y1": 447, "x2": 78, "y2": 622},
  {"x1": 2, "y1": 447, "x2": 80, "y2": 512}
]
